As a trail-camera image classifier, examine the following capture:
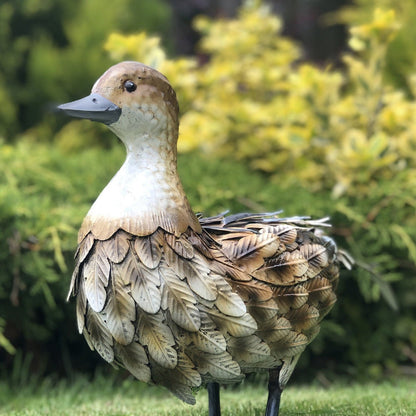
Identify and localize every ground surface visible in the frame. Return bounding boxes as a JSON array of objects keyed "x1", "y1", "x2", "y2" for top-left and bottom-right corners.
[{"x1": 1, "y1": 376, "x2": 415, "y2": 415}]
